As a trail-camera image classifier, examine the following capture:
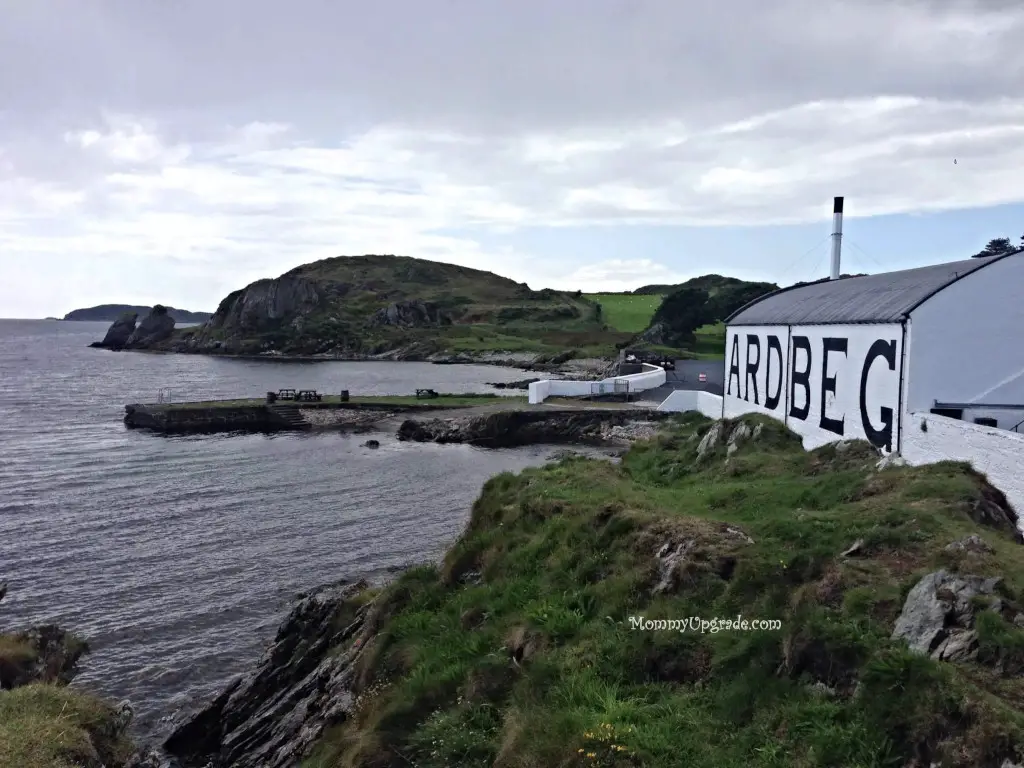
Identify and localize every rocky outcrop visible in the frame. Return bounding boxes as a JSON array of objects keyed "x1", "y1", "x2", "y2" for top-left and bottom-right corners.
[
  {"x1": 125, "y1": 305, "x2": 176, "y2": 348},
  {"x1": 90, "y1": 310, "x2": 139, "y2": 349},
  {"x1": 368, "y1": 299, "x2": 452, "y2": 328},
  {"x1": 210, "y1": 276, "x2": 322, "y2": 332},
  {"x1": 0, "y1": 624, "x2": 89, "y2": 689},
  {"x1": 396, "y1": 409, "x2": 671, "y2": 447},
  {"x1": 164, "y1": 579, "x2": 373, "y2": 768},
  {"x1": 892, "y1": 570, "x2": 1001, "y2": 662}
]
